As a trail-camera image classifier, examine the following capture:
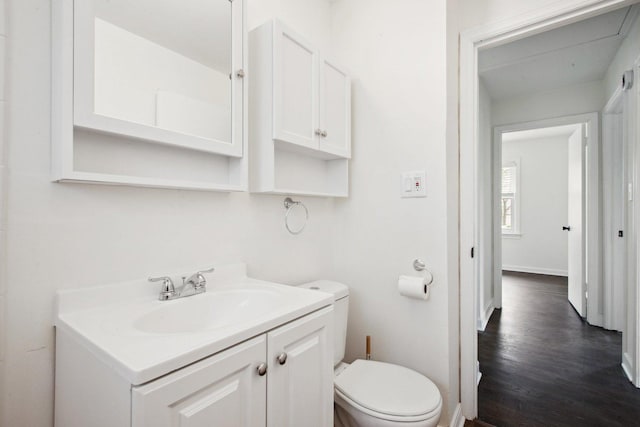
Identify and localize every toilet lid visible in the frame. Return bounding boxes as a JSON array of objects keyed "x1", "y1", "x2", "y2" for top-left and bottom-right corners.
[{"x1": 334, "y1": 359, "x2": 441, "y2": 417}]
